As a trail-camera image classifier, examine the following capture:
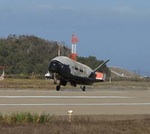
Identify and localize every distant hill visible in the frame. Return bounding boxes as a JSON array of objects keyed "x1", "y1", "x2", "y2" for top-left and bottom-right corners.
[
  {"x1": 0, "y1": 35, "x2": 70, "y2": 75},
  {"x1": 109, "y1": 66, "x2": 140, "y2": 79}
]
